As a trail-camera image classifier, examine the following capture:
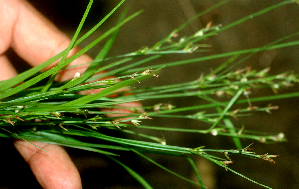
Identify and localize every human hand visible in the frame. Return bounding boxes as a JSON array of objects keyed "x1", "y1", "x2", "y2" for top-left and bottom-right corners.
[{"x1": 0, "y1": 0, "x2": 133, "y2": 188}]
